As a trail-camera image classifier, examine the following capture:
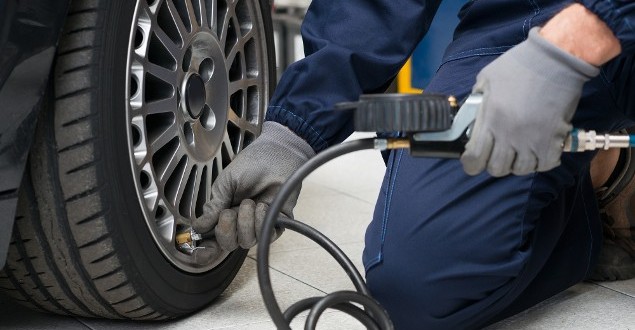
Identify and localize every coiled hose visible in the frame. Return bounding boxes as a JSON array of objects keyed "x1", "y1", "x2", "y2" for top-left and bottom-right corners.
[{"x1": 256, "y1": 138, "x2": 394, "y2": 330}]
